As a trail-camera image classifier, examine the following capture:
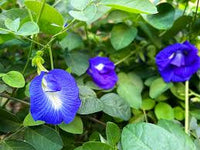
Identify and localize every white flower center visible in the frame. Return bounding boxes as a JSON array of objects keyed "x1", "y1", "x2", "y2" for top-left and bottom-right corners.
[
  {"x1": 46, "y1": 92, "x2": 62, "y2": 110},
  {"x1": 42, "y1": 78, "x2": 62, "y2": 110},
  {"x1": 95, "y1": 63, "x2": 104, "y2": 71}
]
